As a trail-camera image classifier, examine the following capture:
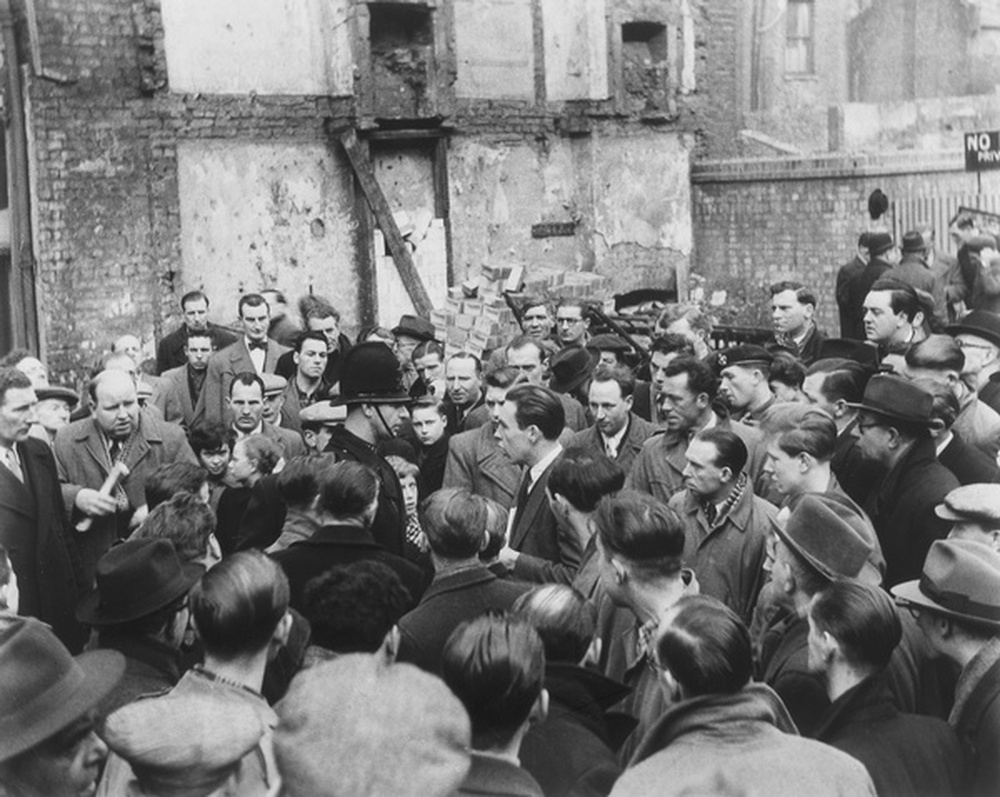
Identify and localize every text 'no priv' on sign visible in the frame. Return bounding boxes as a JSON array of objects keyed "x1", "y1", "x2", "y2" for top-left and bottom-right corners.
[{"x1": 965, "y1": 131, "x2": 1000, "y2": 172}]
